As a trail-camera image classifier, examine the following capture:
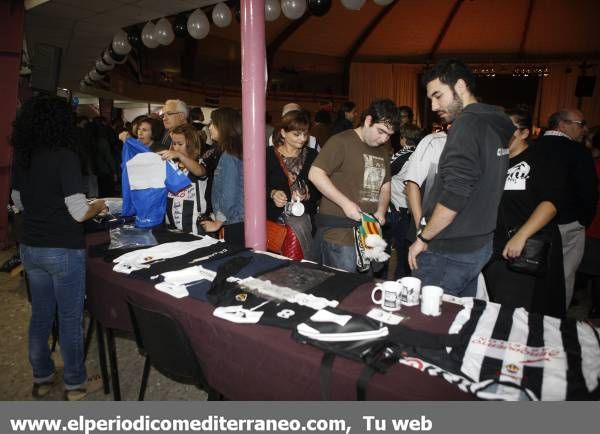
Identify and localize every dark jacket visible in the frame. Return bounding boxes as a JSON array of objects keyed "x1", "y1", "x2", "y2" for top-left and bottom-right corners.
[
  {"x1": 266, "y1": 146, "x2": 320, "y2": 221},
  {"x1": 531, "y1": 134, "x2": 598, "y2": 226},
  {"x1": 423, "y1": 103, "x2": 515, "y2": 253}
]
